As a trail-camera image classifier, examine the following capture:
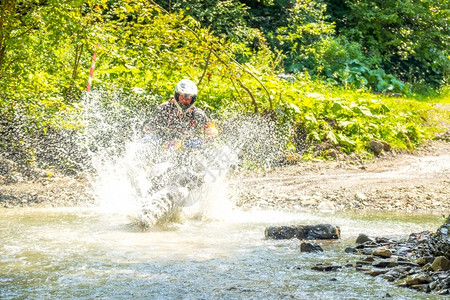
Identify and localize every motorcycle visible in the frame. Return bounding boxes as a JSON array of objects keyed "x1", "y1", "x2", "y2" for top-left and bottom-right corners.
[{"x1": 129, "y1": 136, "x2": 214, "y2": 229}]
